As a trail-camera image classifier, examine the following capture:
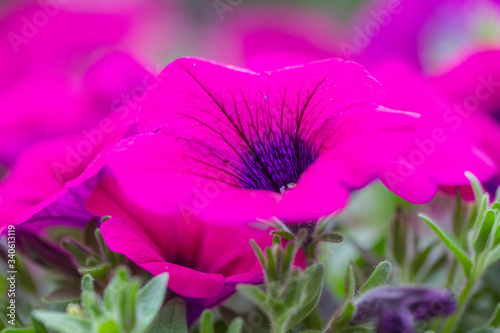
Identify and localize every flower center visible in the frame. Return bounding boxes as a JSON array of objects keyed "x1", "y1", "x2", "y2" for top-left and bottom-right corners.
[{"x1": 239, "y1": 133, "x2": 318, "y2": 192}]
